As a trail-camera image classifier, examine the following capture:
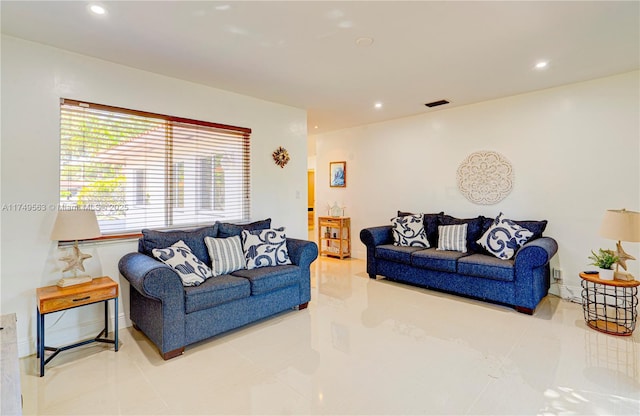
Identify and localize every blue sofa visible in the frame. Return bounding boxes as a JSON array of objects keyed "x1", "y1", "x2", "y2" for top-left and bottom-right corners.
[
  {"x1": 118, "y1": 221, "x2": 318, "y2": 359},
  {"x1": 360, "y1": 213, "x2": 558, "y2": 314}
]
